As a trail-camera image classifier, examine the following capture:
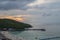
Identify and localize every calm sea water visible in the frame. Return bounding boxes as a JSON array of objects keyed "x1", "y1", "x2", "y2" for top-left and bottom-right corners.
[{"x1": 9, "y1": 24, "x2": 60, "y2": 40}]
